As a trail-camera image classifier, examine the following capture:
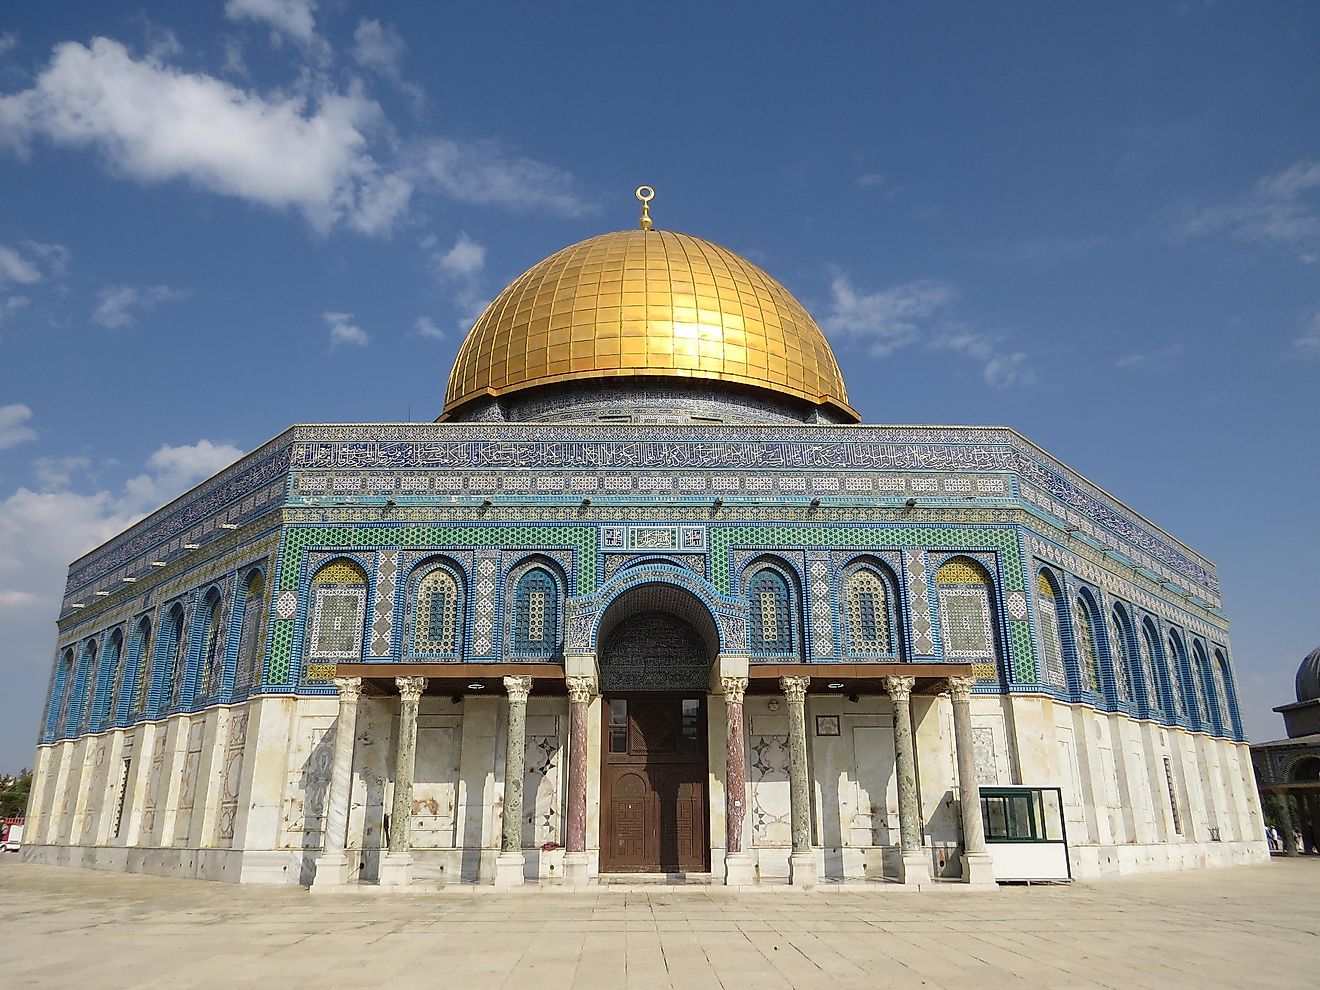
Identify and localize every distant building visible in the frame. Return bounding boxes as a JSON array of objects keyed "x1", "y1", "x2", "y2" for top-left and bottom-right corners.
[
  {"x1": 24, "y1": 196, "x2": 1265, "y2": 888},
  {"x1": 1251, "y1": 646, "x2": 1320, "y2": 853}
]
